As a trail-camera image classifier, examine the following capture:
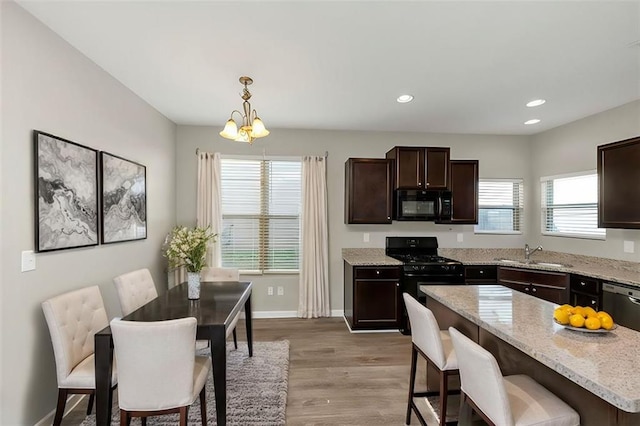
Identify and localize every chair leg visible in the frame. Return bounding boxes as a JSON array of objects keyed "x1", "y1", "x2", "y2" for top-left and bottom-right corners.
[
  {"x1": 120, "y1": 409, "x2": 130, "y2": 426},
  {"x1": 439, "y1": 370, "x2": 449, "y2": 426},
  {"x1": 53, "y1": 389, "x2": 68, "y2": 426},
  {"x1": 232, "y1": 327, "x2": 238, "y2": 349},
  {"x1": 200, "y1": 385, "x2": 207, "y2": 425},
  {"x1": 86, "y1": 392, "x2": 95, "y2": 415},
  {"x1": 141, "y1": 417, "x2": 147, "y2": 426},
  {"x1": 179, "y1": 406, "x2": 188, "y2": 426},
  {"x1": 406, "y1": 345, "x2": 418, "y2": 425}
]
